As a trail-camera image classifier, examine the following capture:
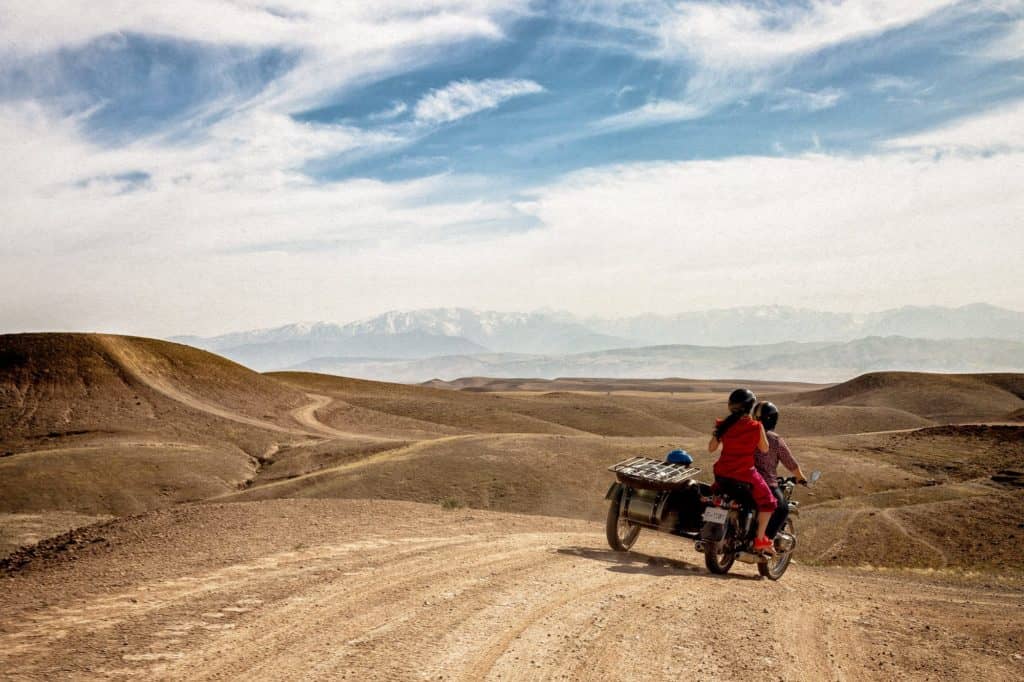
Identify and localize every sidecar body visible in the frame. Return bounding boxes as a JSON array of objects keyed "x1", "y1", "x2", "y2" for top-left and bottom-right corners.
[{"x1": 605, "y1": 457, "x2": 710, "y2": 538}]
